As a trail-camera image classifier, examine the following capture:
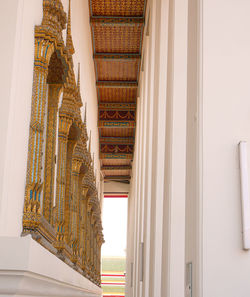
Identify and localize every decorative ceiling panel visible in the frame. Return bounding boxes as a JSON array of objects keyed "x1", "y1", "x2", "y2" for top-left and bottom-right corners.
[
  {"x1": 99, "y1": 110, "x2": 136, "y2": 121},
  {"x1": 100, "y1": 128, "x2": 134, "y2": 137},
  {"x1": 91, "y1": 0, "x2": 145, "y2": 16},
  {"x1": 100, "y1": 144, "x2": 134, "y2": 154},
  {"x1": 99, "y1": 88, "x2": 137, "y2": 102},
  {"x1": 89, "y1": 0, "x2": 146, "y2": 182},
  {"x1": 96, "y1": 60, "x2": 139, "y2": 81},
  {"x1": 102, "y1": 159, "x2": 131, "y2": 166},
  {"x1": 93, "y1": 25, "x2": 142, "y2": 53},
  {"x1": 102, "y1": 169, "x2": 131, "y2": 176}
]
